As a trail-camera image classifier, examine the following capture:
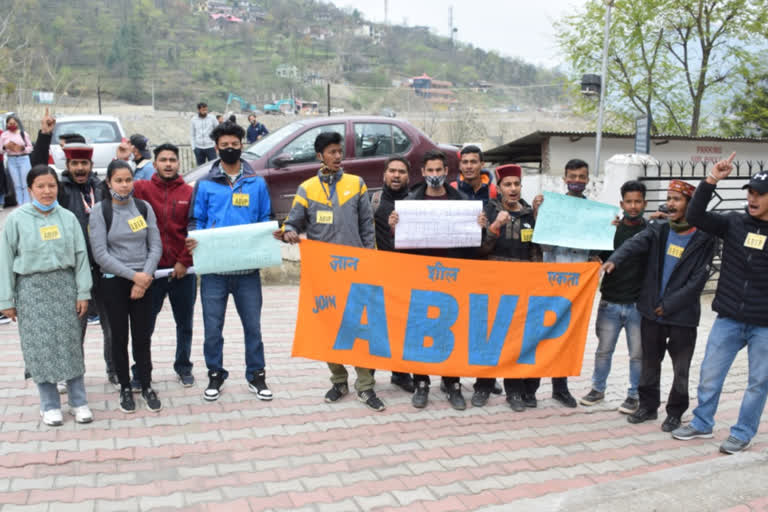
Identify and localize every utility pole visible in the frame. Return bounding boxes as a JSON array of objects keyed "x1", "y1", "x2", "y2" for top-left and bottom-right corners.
[
  {"x1": 384, "y1": 0, "x2": 388, "y2": 25},
  {"x1": 327, "y1": 83, "x2": 331, "y2": 117},
  {"x1": 594, "y1": 0, "x2": 615, "y2": 177},
  {"x1": 449, "y1": 6, "x2": 454, "y2": 47}
]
